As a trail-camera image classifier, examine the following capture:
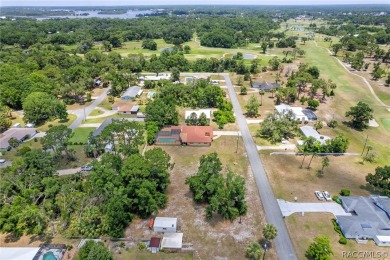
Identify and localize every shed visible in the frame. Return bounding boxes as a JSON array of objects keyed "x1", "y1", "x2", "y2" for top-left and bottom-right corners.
[
  {"x1": 153, "y1": 217, "x2": 177, "y2": 233},
  {"x1": 161, "y1": 233, "x2": 183, "y2": 249},
  {"x1": 148, "y1": 237, "x2": 161, "y2": 253}
]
